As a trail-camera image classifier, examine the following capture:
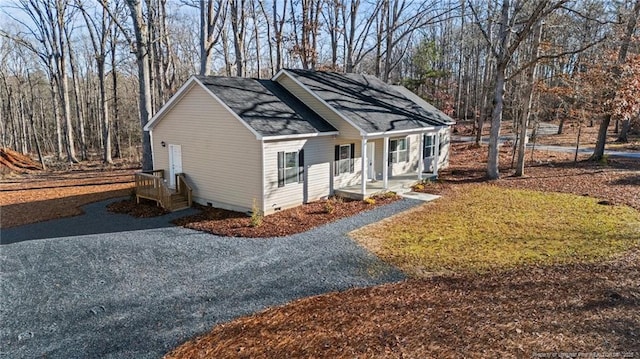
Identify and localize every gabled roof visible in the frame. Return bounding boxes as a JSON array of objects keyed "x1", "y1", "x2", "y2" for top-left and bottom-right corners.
[
  {"x1": 281, "y1": 69, "x2": 454, "y2": 134},
  {"x1": 195, "y1": 76, "x2": 337, "y2": 137}
]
